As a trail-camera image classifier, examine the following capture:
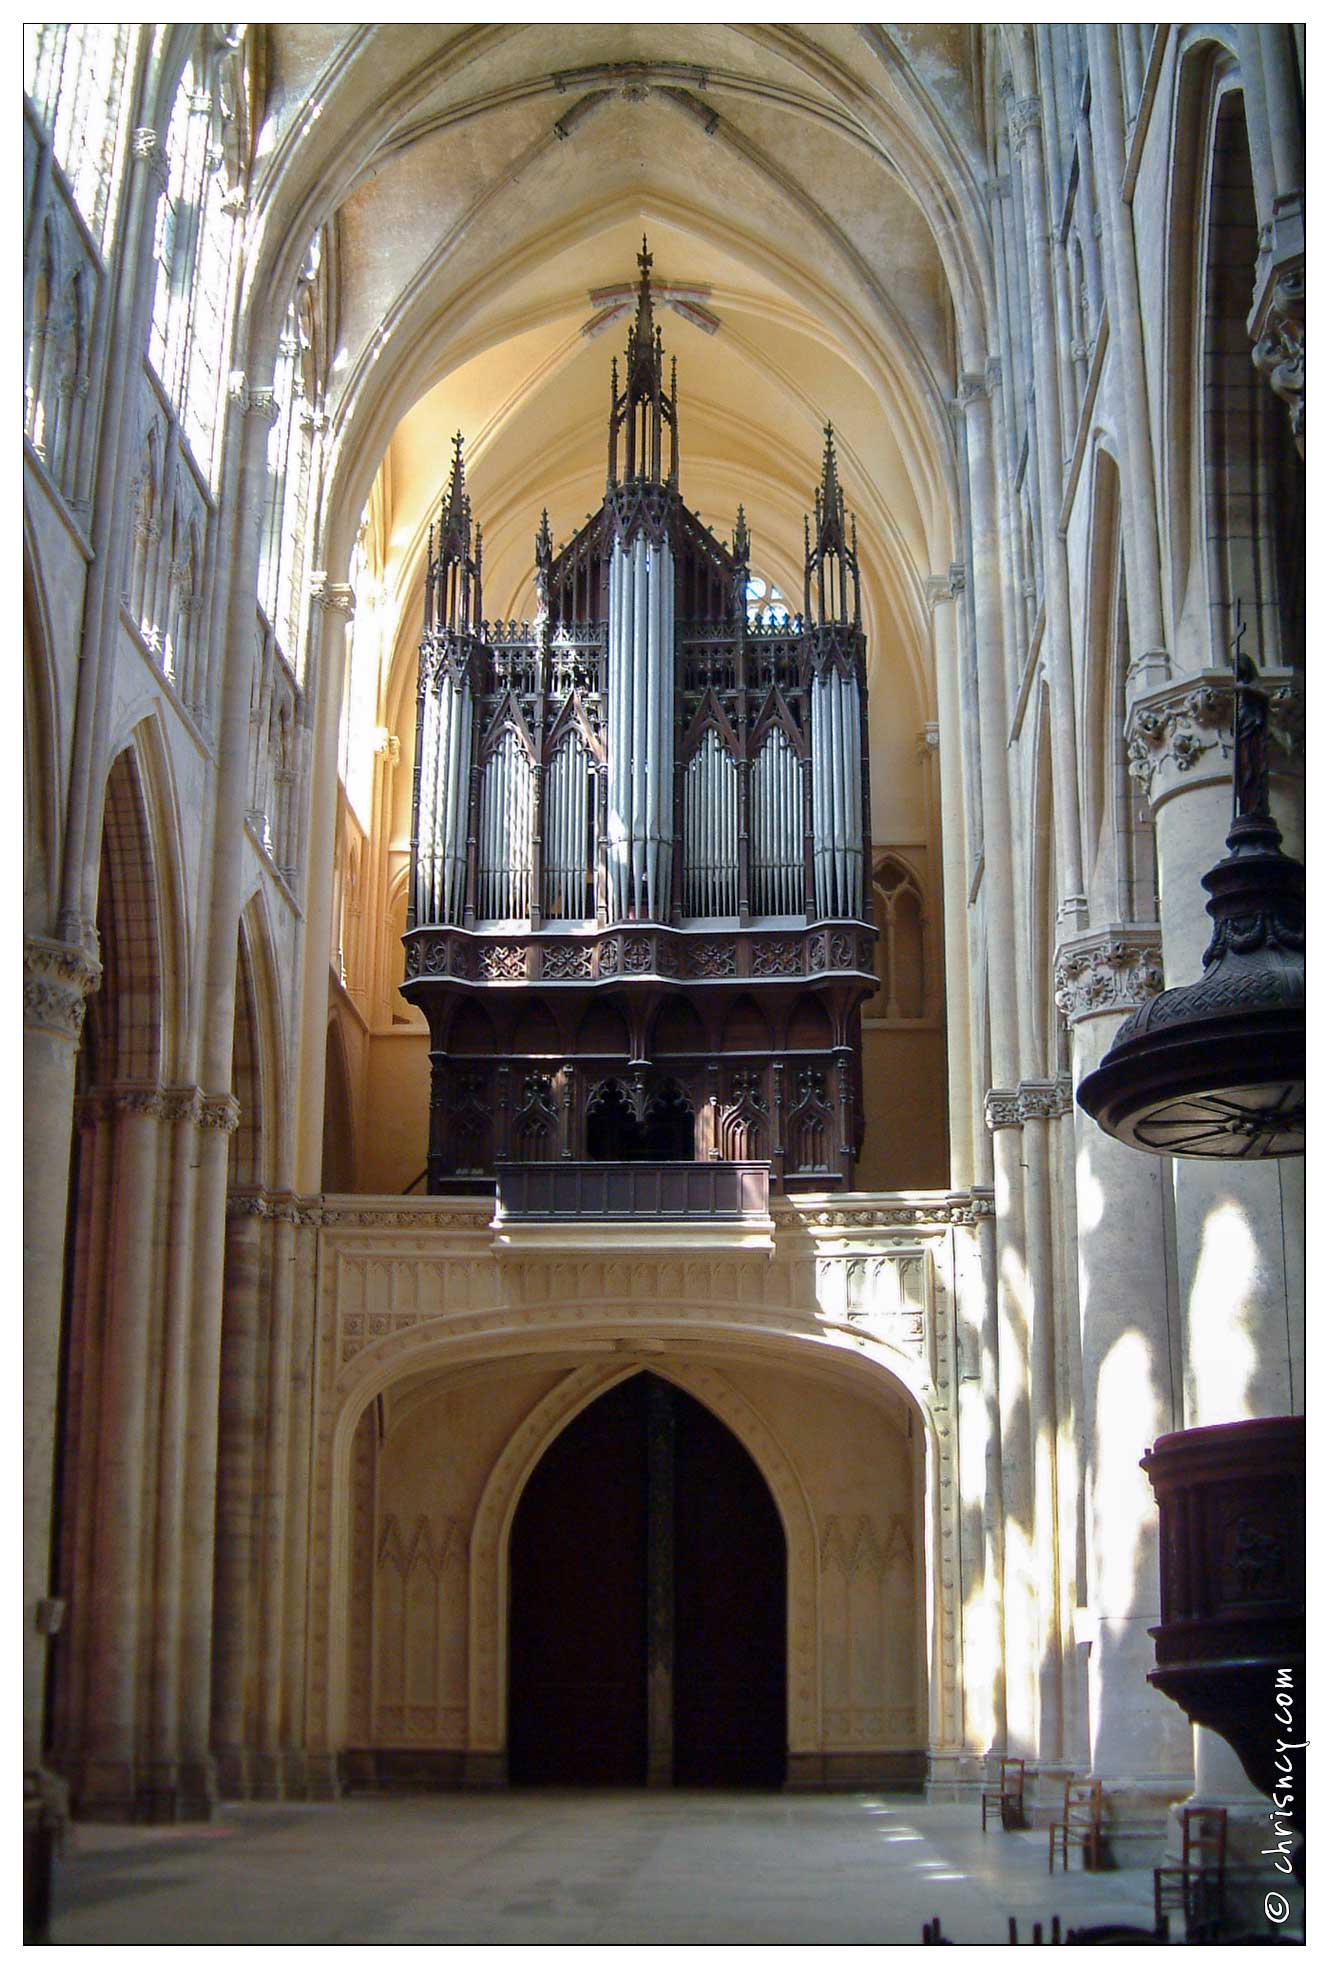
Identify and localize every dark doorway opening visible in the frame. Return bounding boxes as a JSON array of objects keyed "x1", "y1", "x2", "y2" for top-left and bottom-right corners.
[{"x1": 507, "y1": 1371, "x2": 787, "y2": 1787}]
